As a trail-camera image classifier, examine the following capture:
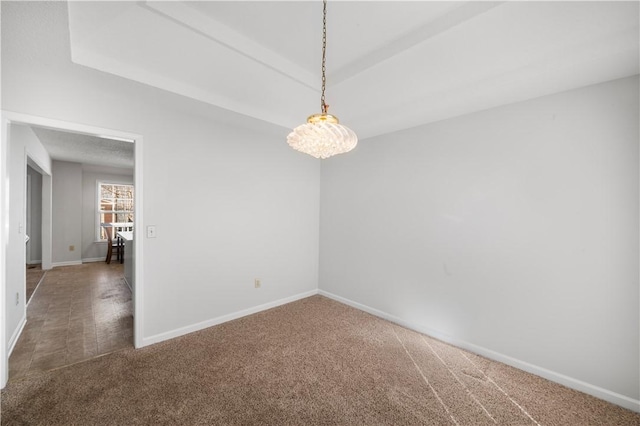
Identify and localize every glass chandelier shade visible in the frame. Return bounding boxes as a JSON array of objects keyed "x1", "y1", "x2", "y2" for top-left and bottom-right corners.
[
  {"x1": 287, "y1": 0, "x2": 358, "y2": 159},
  {"x1": 287, "y1": 113, "x2": 358, "y2": 159}
]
